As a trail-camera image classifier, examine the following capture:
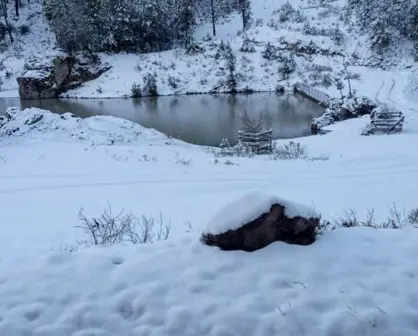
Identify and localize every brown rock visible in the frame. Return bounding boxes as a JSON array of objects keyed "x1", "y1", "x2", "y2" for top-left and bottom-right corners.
[
  {"x1": 17, "y1": 53, "x2": 111, "y2": 99},
  {"x1": 201, "y1": 203, "x2": 320, "y2": 252}
]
